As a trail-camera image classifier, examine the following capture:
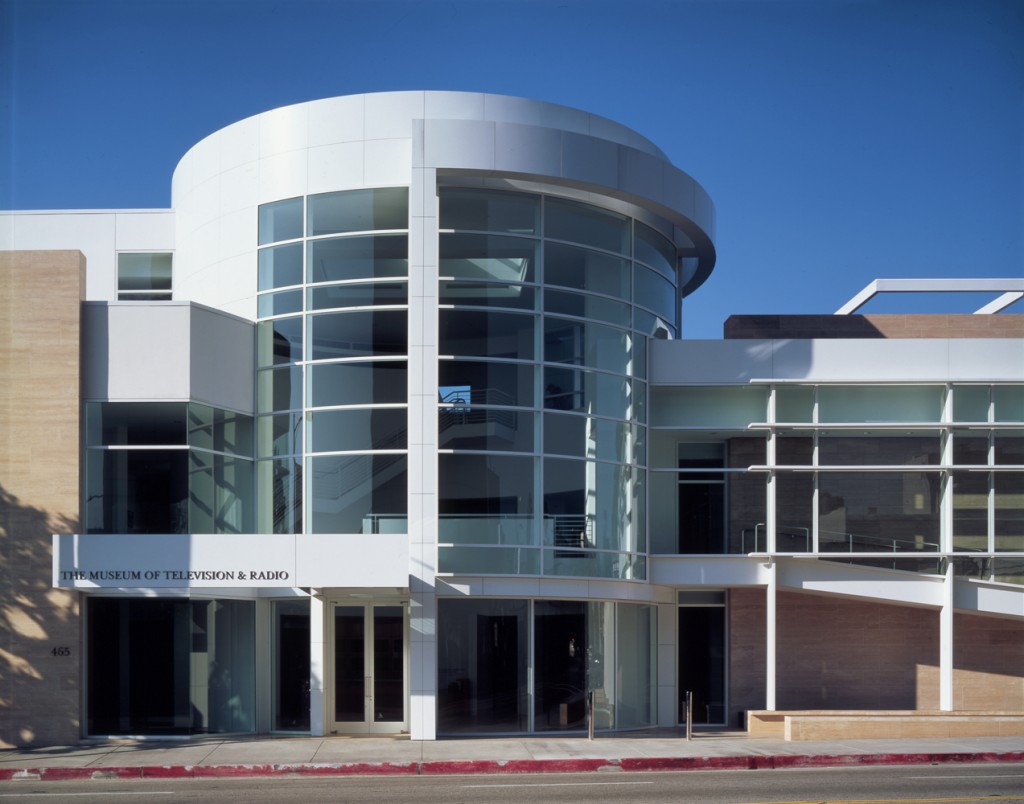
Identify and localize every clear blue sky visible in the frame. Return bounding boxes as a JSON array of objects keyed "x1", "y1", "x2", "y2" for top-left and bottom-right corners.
[{"x1": 2, "y1": 0, "x2": 1022, "y2": 337}]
